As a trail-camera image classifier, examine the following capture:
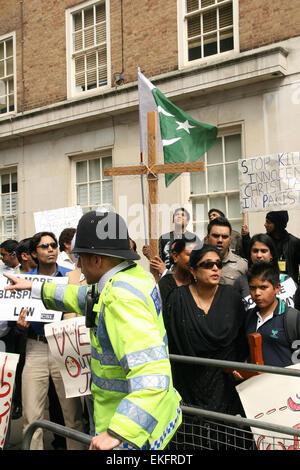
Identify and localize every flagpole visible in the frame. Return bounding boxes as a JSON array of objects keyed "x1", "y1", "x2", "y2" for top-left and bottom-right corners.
[
  {"x1": 138, "y1": 68, "x2": 149, "y2": 245},
  {"x1": 140, "y1": 154, "x2": 148, "y2": 245}
]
